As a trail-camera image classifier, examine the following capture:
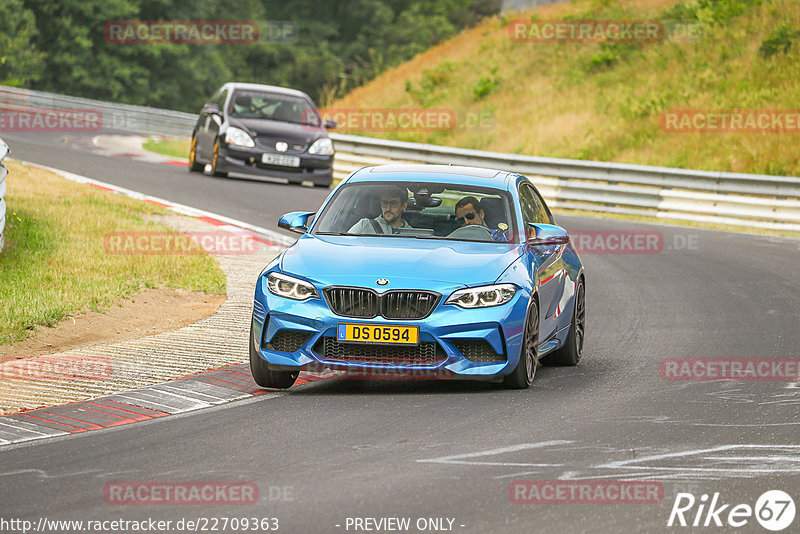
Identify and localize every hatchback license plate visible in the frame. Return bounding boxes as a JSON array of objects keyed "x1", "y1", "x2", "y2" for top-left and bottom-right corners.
[
  {"x1": 337, "y1": 324, "x2": 419, "y2": 345},
  {"x1": 262, "y1": 154, "x2": 300, "y2": 167}
]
